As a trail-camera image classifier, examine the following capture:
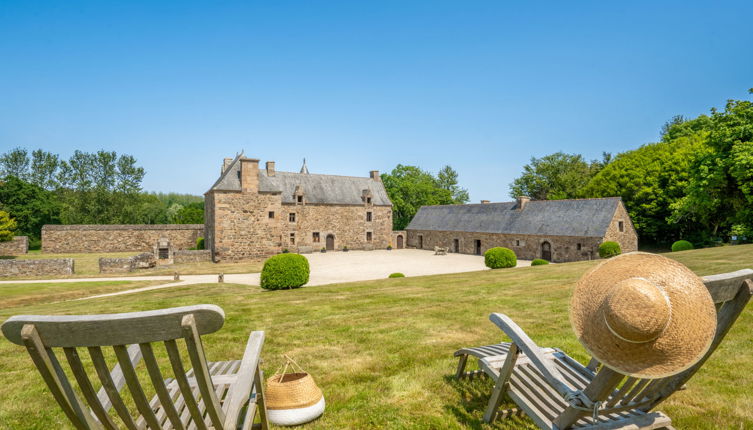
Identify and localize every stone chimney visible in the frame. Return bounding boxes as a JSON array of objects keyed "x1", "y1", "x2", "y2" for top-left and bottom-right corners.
[
  {"x1": 516, "y1": 196, "x2": 530, "y2": 210},
  {"x1": 480, "y1": 200, "x2": 490, "y2": 204},
  {"x1": 222, "y1": 157, "x2": 233, "y2": 174},
  {"x1": 266, "y1": 161, "x2": 275, "y2": 177},
  {"x1": 240, "y1": 157, "x2": 260, "y2": 193},
  {"x1": 370, "y1": 170, "x2": 380, "y2": 182}
]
